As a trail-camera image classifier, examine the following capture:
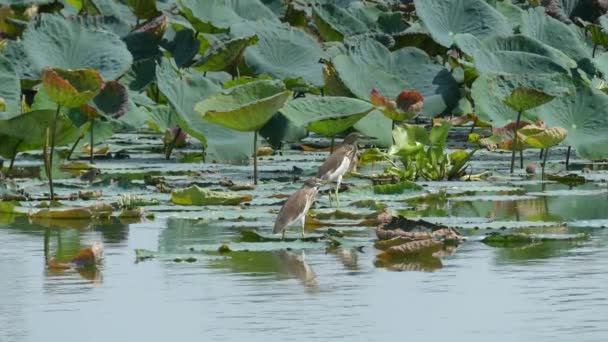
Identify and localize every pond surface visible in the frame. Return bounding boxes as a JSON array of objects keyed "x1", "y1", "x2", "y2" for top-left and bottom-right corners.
[{"x1": 2, "y1": 134, "x2": 608, "y2": 342}]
